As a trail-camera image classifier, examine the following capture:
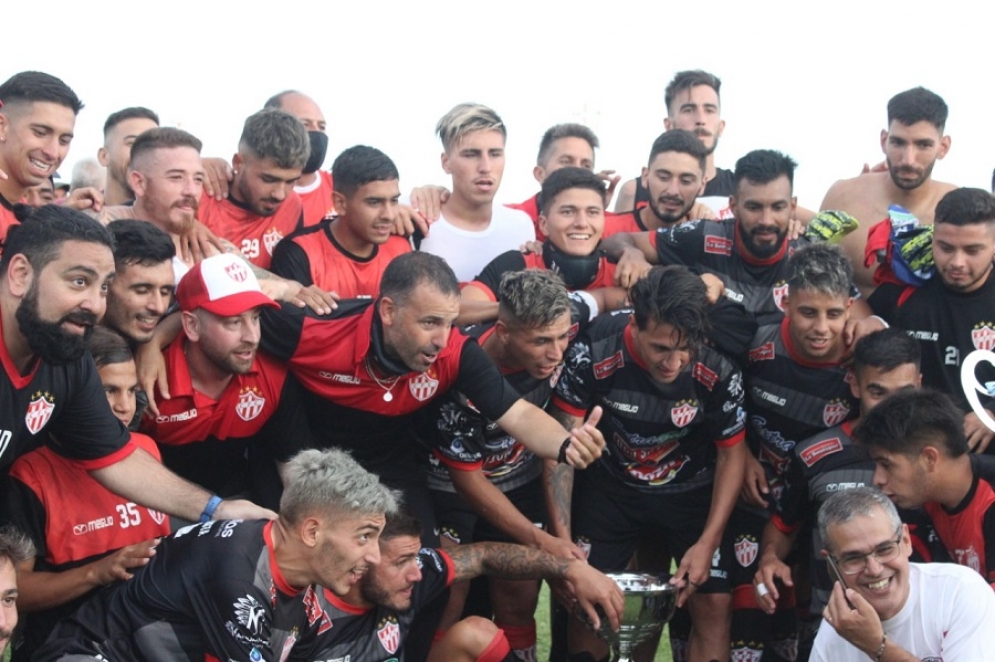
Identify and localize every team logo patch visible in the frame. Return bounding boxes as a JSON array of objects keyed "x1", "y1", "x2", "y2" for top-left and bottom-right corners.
[
  {"x1": 734, "y1": 536, "x2": 759, "y2": 568},
  {"x1": 25, "y1": 391, "x2": 55, "y2": 435},
  {"x1": 704, "y1": 235, "x2": 733, "y2": 256},
  {"x1": 671, "y1": 400, "x2": 699, "y2": 427},
  {"x1": 692, "y1": 362, "x2": 717, "y2": 390},
  {"x1": 772, "y1": 282, "x2": 789, "y2": 312},
  {"x1": 575, "y1": 536, "x2": 592, "y2": 560},
  {"x1": 954, "y1": 545, "x2": 982, "y2": 572},
  {"x1": 233, "y1": 594, "x2": 267, "y2": 636},
  {"x1": 409, "y1": 371, "x2": 440, "y2": 401},
  {"x1": 972, "y1": 323, "x2": 995, "y2": 351},
  {"x1": 822, "y1": 400, "x2": 851, "y2": 427},
  {"x1": 548, "y1": 364, "x2": 564, "y2": 389},
  {"x1": 799, "y1": 437, "x2": 844, "y2": 467},
  {"x1": 377, "y1": 615, "x2": 401, "y2": 654},
  {"x1": 236, "y1": 387, "x2": 266, "y2": 422},
  {"x1": 731, "y1": 646, "x2": 763, "y2": 662},
  {"x1": 748, "y1": 342, "x2": 775, "y2": 362},
  {"x1": 302, "y1": 586, "x2": 332, "y2": 633},
  {"x1": 147, "y1": 508, "x2": 167, "y2": 525},
  {"x1": 593, "y1": 350, "x2": 624, "y2": 380},
  {"x1": 263, "y1": 228, "x2": 283, "y2": 256},
  {"x1": 225, "y1": 261, "x2": 248, "y2": 282}
]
